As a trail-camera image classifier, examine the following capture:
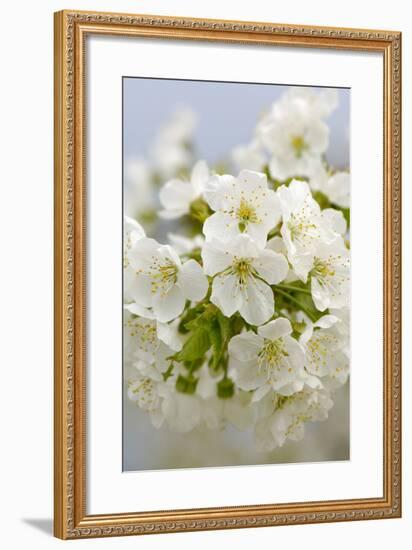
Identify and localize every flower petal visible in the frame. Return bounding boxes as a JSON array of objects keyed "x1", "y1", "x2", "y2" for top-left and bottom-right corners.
[
  {"x1": 158, "y1": 207, "x2": 189, "y2": 220},
  {"x1": 254, "y1": 249, "x2": 289, "y2": 285},
  {"x1": 211, "y1": 274, "x2": 242, "y2": 317},
  {"x1": 245, "y1": 222, "x2": 271, "y2": 248},
  {"x1": 201, "y1": 240, "x2": 233, "y2": 276},
  {"x1": 178, "y1": 259, "x2": 208, "y2": 301},
  {"x1": 190, "y1": 160, "x2": 209, "y2": 194},
  {"x1": 266, "y1": 236, "x2": 287, "y2": 254},
  {"x1": 255, "y1": 188, "x2": 281, "y2": 228},
  {"x1": 305, "y1": 120, "x2": 329, "y2": 153},
  {"x1": 314, "y1": 314, "x2": 339, "y2": 330},
  {"x1": 124, "y1": 301, "x2": 155, "y2": 319},
  {"x1": 124, "y1": 216, "x2": 145, "y2": 242},
  {"x1": 238, "y1": 169, "x2": 268, "y2": 191},
  {"x1": 232, "y1": 359, "x2": 266, "y2": 391},
  {"x1": 228, "y1": 331, "x2": 263, "y2": 362},
  {"x1": 323, "y1": 172, "x2": 350, "y2": 208},
  {"x1": 128, "y1": 237, "x2": 160, "y2": 271},
  {"x1": 159, "y1": 179, "x2": 194, "y2": 211},
  {"x1": 251, "y1": 384, "x2": 271, "y2": 403},
  {"x1": 156, "y1": 322, "x2": 182, "y2": 351},
  {"x1": 239, "y1": 278, "x2": 274, "y2": 326},
  {"x1": 152, "y1": 285, "x2": 185, "y2": 322},
  {"x1": 290, "y1": 253, "x2": 314, "y2": 283},
  {"x1": 257, "y1": 317, "x2": 292, "y2": 340},
  {"x1": 203, "y1": 211, "x2": 239, "y2": 243},
  {"x1": 127, "y1": 273, "x2": 153, "y2": 307},
  {"x1": 203, "y1": 174, "x2": 237, "y2": 211},
  {"x1": 311, "y1": 276, "x2": 331, "y2": 312},
  {"x1": 230, "y1": 233, "x2": 261, "y2": 258},
  {"x1": 322, "y1": 208, "x2": 347, "y2": 235},
  {"x1": 283, "y1": 335, "x2": 306, "y2": 369}
]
